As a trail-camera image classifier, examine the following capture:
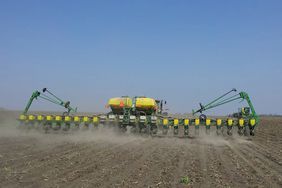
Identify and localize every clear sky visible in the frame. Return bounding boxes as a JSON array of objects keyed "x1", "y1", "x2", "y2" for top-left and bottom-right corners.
[{"x1": 0, "y1": 0, "x2": 281, "y2": 115}]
